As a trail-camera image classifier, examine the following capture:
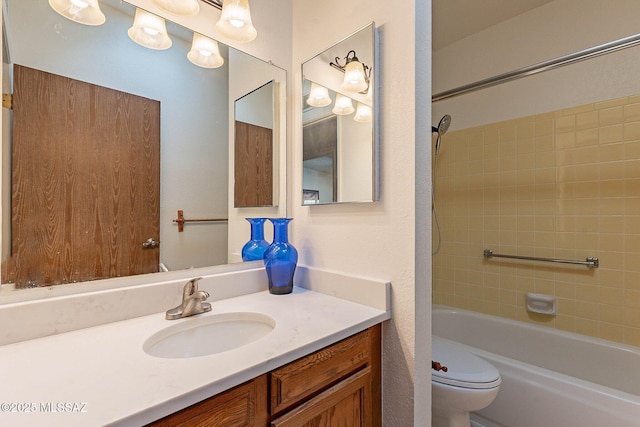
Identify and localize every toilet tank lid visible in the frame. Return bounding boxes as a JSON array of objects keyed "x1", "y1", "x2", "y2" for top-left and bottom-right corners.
[{"x1": 432, "y1": 336, "x2": 501, "y2": 389}]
